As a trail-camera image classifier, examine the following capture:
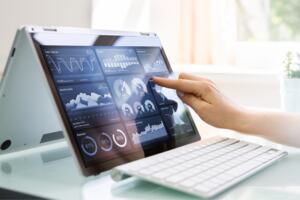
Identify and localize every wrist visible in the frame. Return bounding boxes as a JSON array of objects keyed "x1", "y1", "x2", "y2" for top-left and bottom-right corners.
[{"x1": 231, "y1": 107, "x2": 256, "y2": 134}]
